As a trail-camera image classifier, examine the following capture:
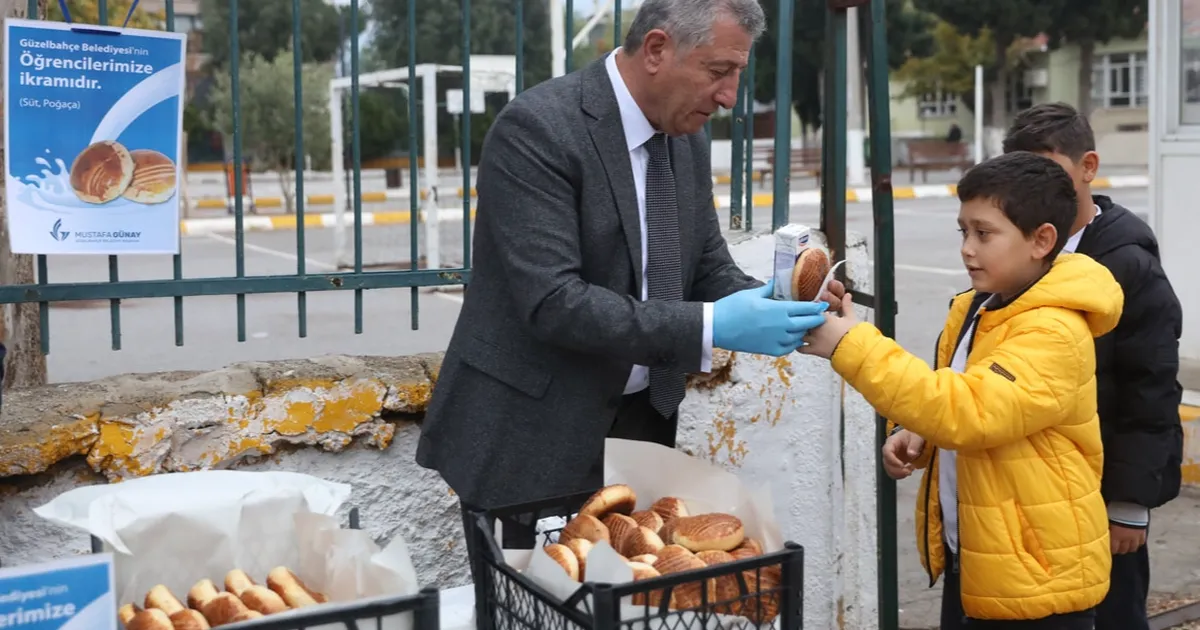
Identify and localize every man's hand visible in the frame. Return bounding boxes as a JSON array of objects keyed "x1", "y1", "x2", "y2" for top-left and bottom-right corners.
[
  {"x1": 799, "y1": 292, "x2": 860, "y2": 359},
  {"x1": 1110, "y1": 524, "x2": 1147, "y2": 554},
  {"x1": 882, "y1": 429, "x2": 925, "y2": 480},
  {"x1": 712, "y1": 281, "x2": 830, "y2": 356}
]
